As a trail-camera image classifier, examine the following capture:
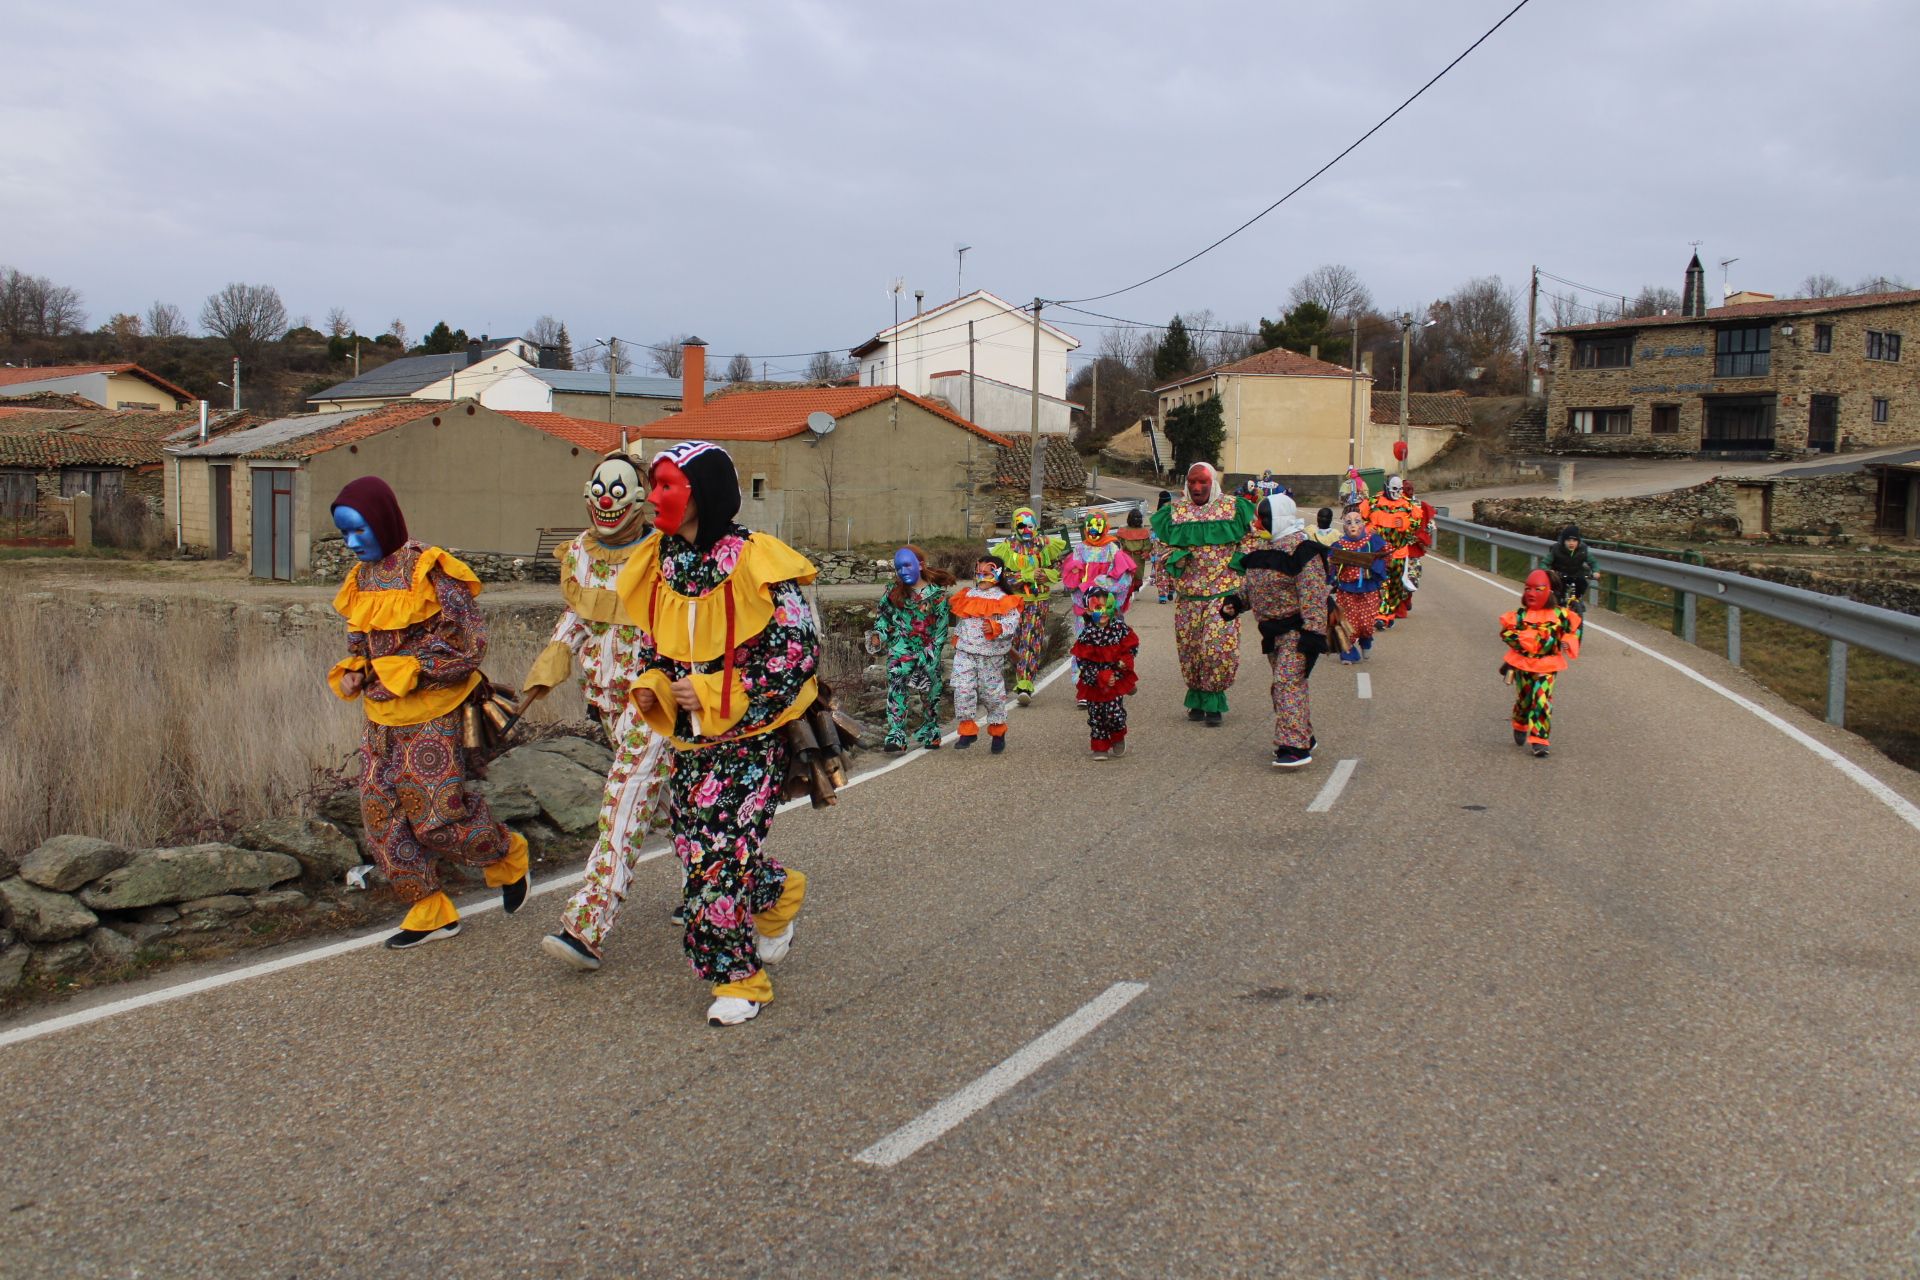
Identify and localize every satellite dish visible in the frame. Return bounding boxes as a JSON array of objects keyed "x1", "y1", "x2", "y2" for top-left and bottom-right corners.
[{"x1": 806, "y1": 411, "x2": 836, "y2": 436}]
